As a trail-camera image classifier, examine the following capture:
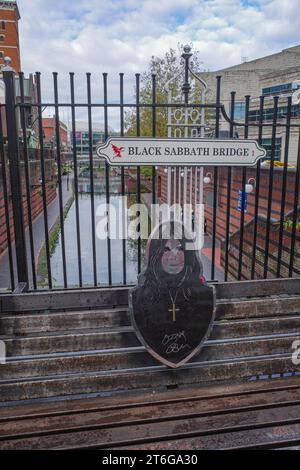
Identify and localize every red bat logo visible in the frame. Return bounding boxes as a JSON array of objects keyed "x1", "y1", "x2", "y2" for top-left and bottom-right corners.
[{"x1": 112, "y1": 144, "x2": 124, "y2": 158}]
